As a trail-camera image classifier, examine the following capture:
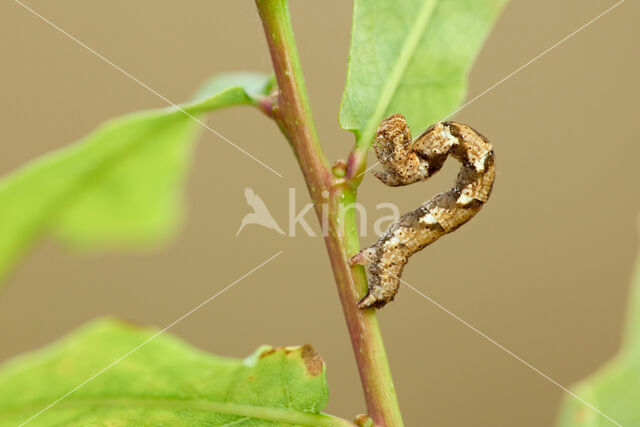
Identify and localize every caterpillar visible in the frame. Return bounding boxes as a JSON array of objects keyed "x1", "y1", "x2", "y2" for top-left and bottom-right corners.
[{"x1": 349, "y1": 113, "x2": 496, "y2": 309}]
